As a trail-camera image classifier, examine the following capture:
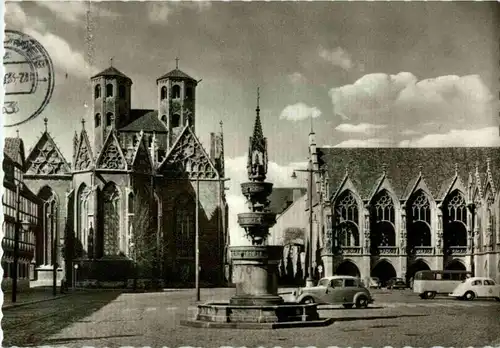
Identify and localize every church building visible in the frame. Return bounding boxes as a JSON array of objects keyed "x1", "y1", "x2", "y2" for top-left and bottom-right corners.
[{"x1": 23, "y1": 62, "x2": 228, "y2": 287}]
